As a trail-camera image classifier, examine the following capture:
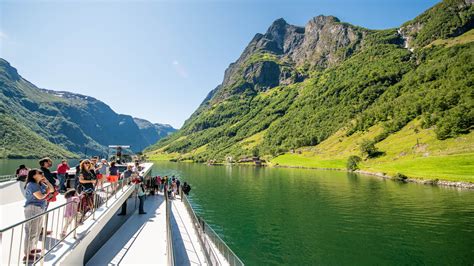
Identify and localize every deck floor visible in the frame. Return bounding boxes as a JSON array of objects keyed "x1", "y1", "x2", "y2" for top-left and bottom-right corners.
[
  {"x1": 86, "y1": 193, "x2": 211, "y2": 266},
  {"x1": 86, "y1": 193, "x2": 168, "y2": 265},
  {"x1": 171, "y1": 196, "x2": 208, "y2": 265}
]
